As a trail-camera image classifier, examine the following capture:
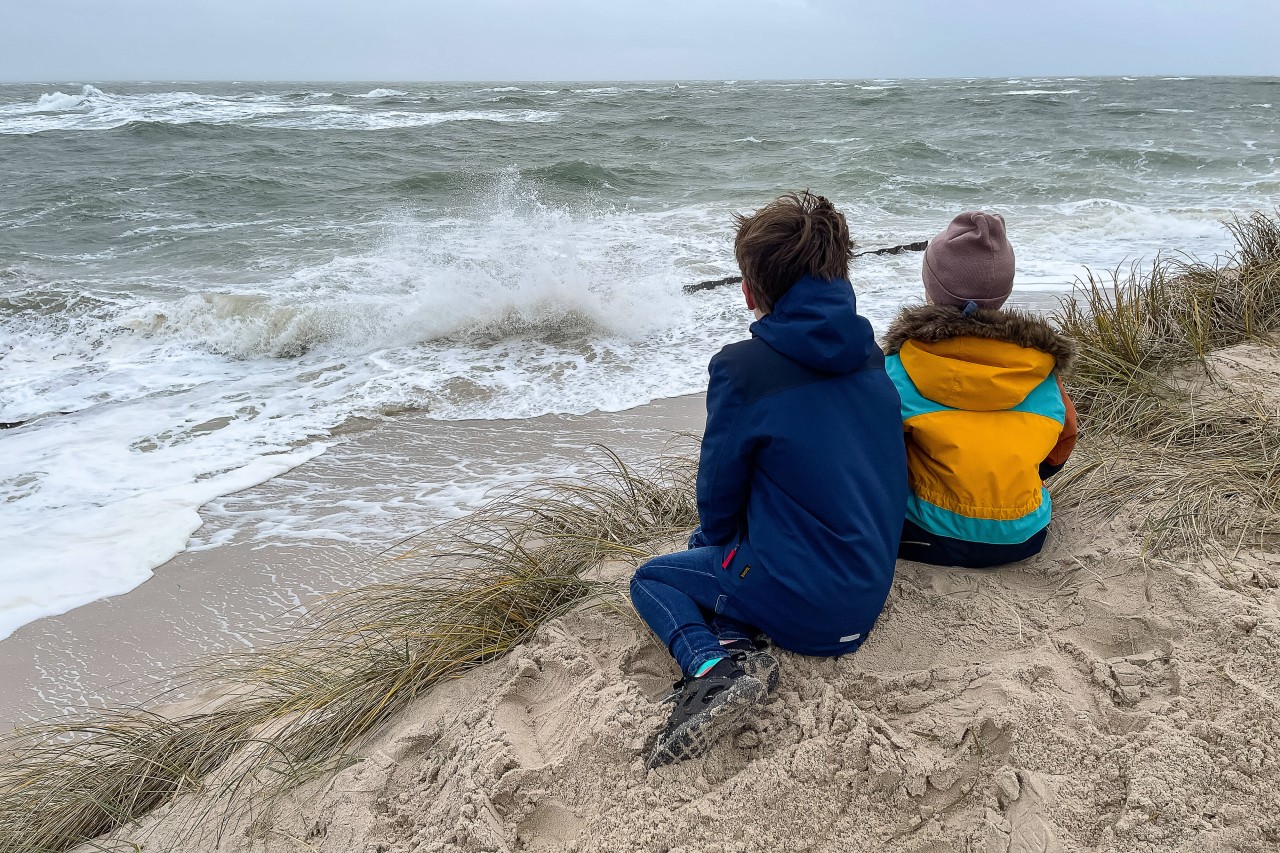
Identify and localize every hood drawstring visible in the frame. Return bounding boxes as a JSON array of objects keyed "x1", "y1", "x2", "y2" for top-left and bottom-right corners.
[{"x1": 962, "y1": 300, "x2": 979, "y2": 317}]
